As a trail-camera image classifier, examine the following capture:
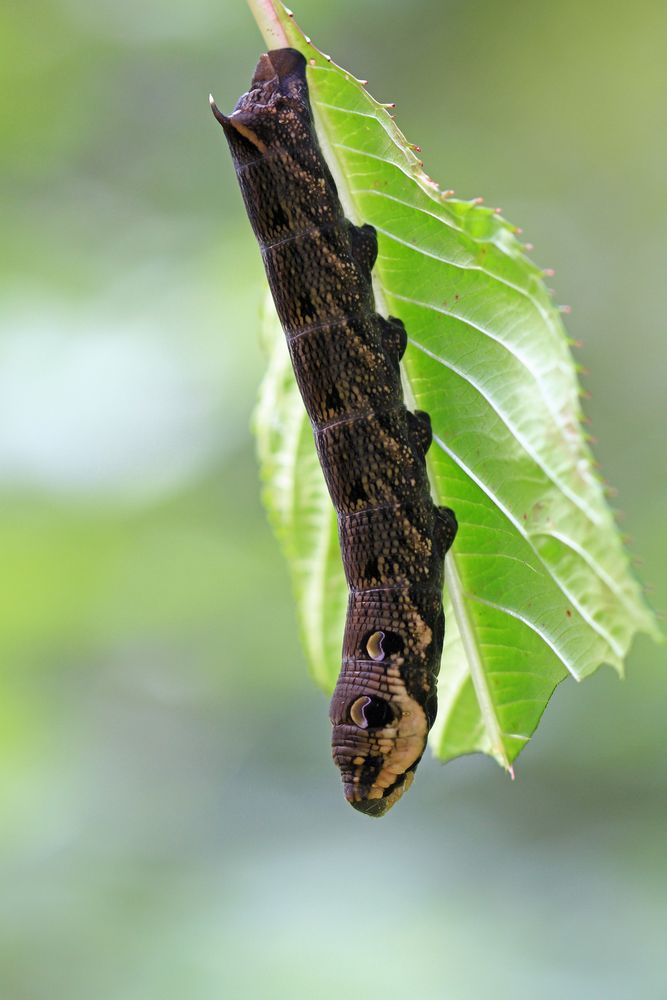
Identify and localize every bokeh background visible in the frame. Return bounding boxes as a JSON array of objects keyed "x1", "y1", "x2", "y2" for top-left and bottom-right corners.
[{"x1": 2, "y1": 0, "x2": 666, "y2": 996}]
